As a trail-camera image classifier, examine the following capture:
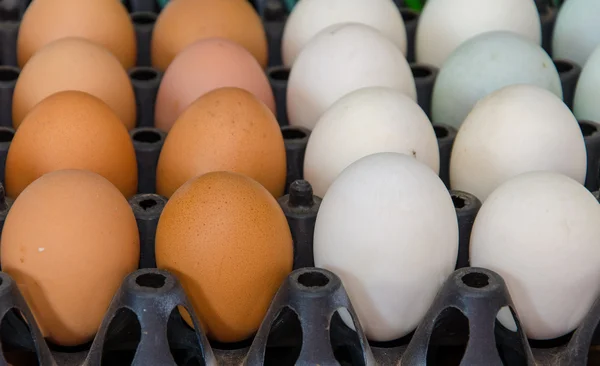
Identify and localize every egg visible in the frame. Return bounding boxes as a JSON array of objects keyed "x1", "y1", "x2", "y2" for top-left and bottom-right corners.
[
  {"x1": 450, "y1": 84, "x2": 586, "y2": 202},
  {"x1": 12, "y1": 38, "x2": 136, "y2": 130},
  {"x1": 304, "y1": 87, "x2": 439, "y2": 198},
  {"x1": 573, "y1": 45, "x2": 600, "y2": 123},
  {"x1": 154, "y1": 38, "x2": 275, "y2": 132},
  {"x1": 470, "y1": 171, "x2": 600, "y2": 340},
  {"x1": 151, "y1": 0, "x2": 267, "y2": 71},
  {"x1": 431, "y1": 31, "x2": 562, "y2": 129},
  {"x1": 5, "y1": 91, "x2": 138, "y2": 199},
  {"x1": 281, "y1": 0, "x2": 406, "y2": 66},
  {"x1": 314, "y1": 152, "x2": 458, "y2": 341},
  {"x1": 1, "y1": 170, "x2": 139, "y2": 346},
  {"x1": 155, "y1": 171, "x2": 293, "y2": 343},
  {"x1": 416, "y1": 0, "x2": 541, "y2": 68},
  {"x1": 17, "y1": 0, "x2": 136, "y2": 69},
  {"x1": 553, "y1": 0, "x2": 600, "y2": 68},
  {"x1": 156, "y1": 87, "x2": 285, "y2": 198},
  {"x1": 287, "y1": 23, "x2": 416, "y2": 130}
]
